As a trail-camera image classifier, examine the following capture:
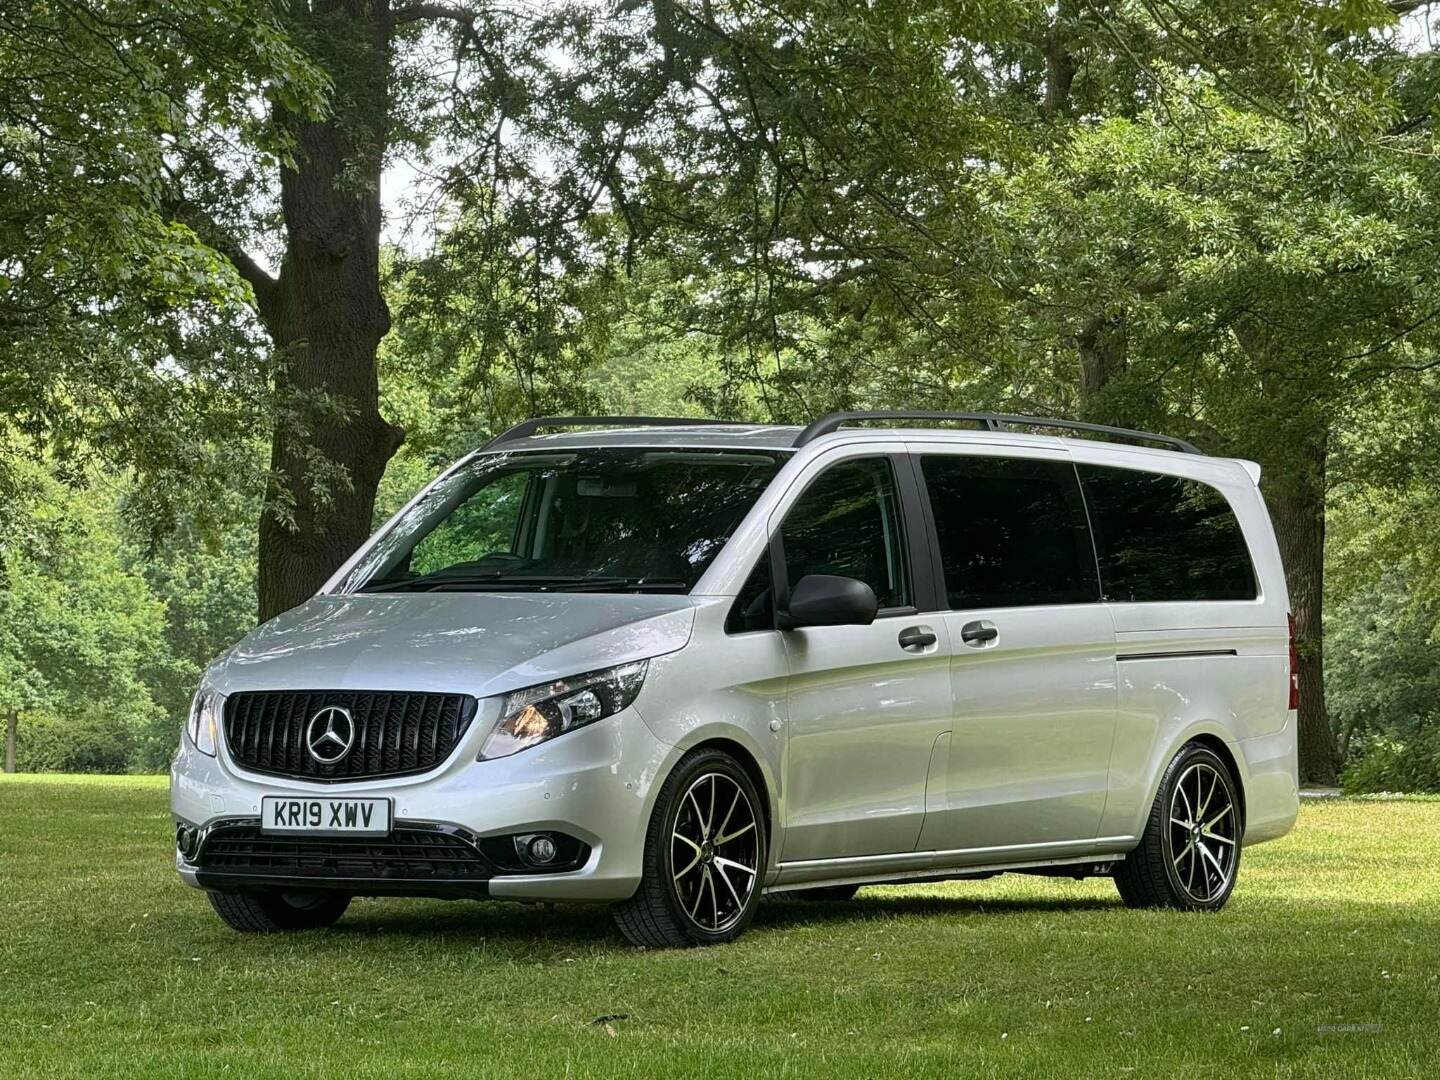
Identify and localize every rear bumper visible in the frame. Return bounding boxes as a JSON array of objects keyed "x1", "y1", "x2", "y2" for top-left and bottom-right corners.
[
  {"x1": 1238, "y1": 714, "x2": 1300, "y2": 847},
  {"x1": 171, "y1": 706, "x2": 674, "y2": 902}
]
